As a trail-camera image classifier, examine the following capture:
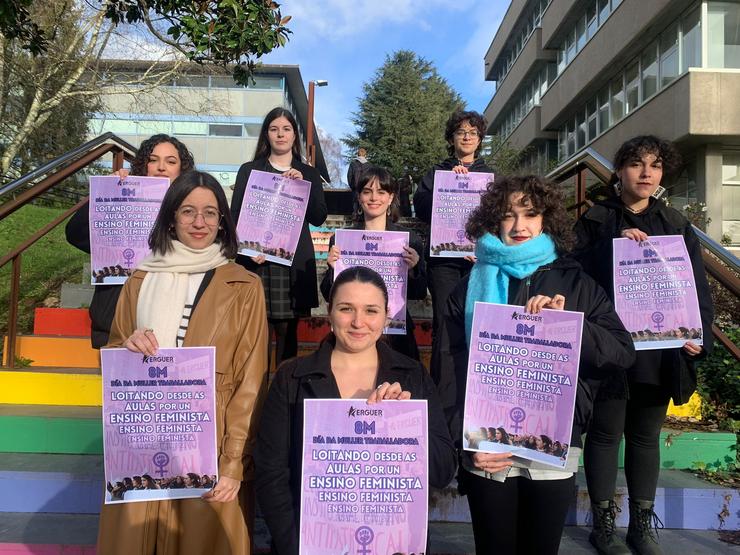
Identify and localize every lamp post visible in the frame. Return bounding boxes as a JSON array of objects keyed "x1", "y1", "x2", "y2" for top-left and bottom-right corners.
[{"x1": 306, "y1": 79, "x2": 328, "y2": 167}]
